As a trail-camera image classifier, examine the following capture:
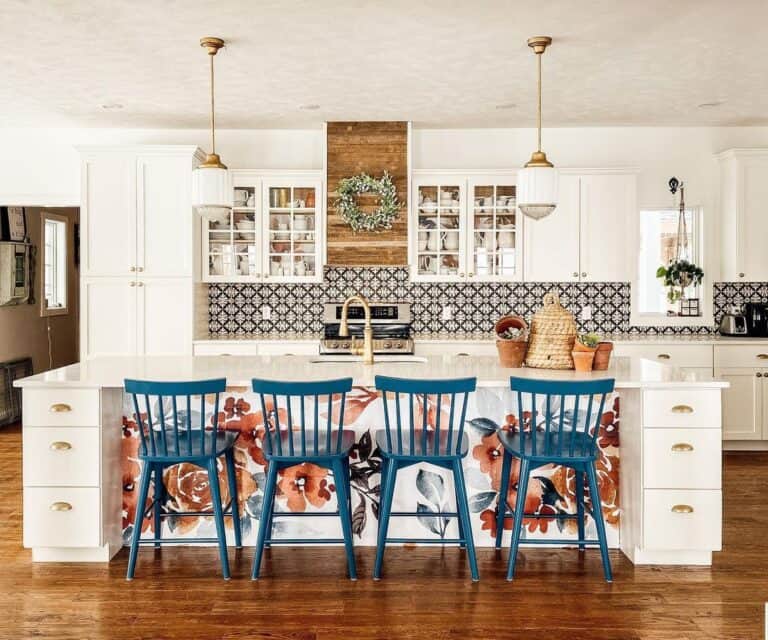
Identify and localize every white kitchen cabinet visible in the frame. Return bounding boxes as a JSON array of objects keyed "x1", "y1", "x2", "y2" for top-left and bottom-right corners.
[
  {"x1": 718, "y1": 149, "x2": 768, "y2": 281},
  {"x1": 139, "y1": 279, "x2": 193, "y2": 355},
  {"x1": 612, "y1": 343, "x2": 713, "y2": 375},
  {"x1": 524, "y1": 171, "x2": 636, "y2": 282},
  {"x1": 202, "y1": 170, "x2": 324, "y2": 283},
  {"x1": 716, "y1": 368, "x2": 763, "y2": 440},
  {"x1": 81, "y1": 278, "x2": 137, "y2": 358}
]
